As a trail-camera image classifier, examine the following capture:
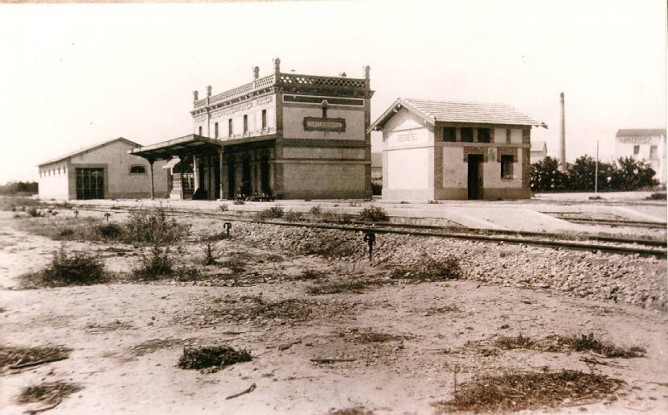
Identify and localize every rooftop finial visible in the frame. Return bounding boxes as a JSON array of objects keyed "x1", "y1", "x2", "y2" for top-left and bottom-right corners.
[
  {"x1": 273, "y1": 57, "x2": 281, "y2": 74},
  {"x1": 364, "y1": 65, "x2": 370, "y2": 80},
  {"x1": 207, "y1": 85, "x2": 212, "y2": 97},
  {"x1": 193, "y1": 90, "x2": 199, "y2": 101},
  {"x1": 252, "y1": 66, "x2": 259, "y2": 79}
]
